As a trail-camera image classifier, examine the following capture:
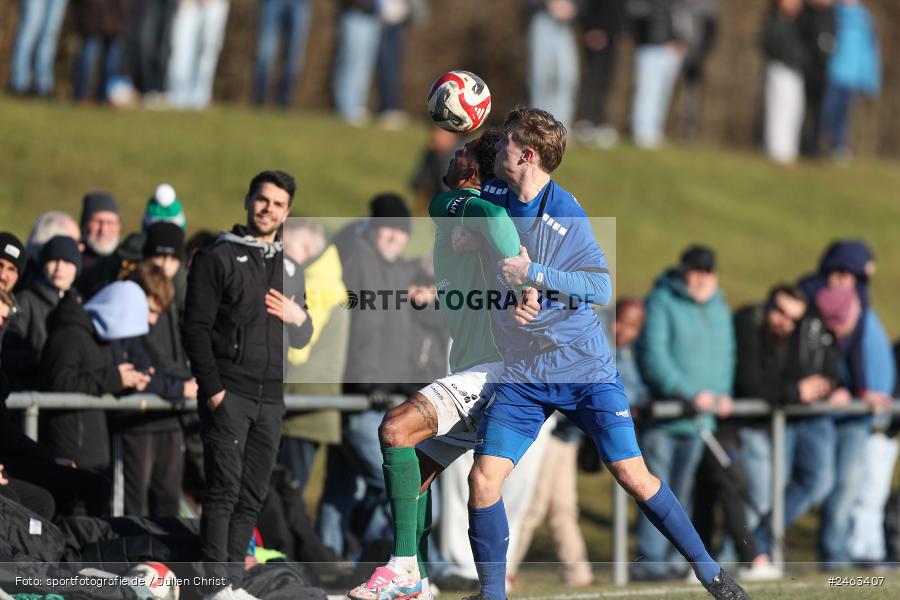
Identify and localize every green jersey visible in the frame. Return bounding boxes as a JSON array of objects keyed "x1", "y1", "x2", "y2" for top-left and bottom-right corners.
[{"x1": 428, "y1": 187, "x2": 520, "y2": 373}]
